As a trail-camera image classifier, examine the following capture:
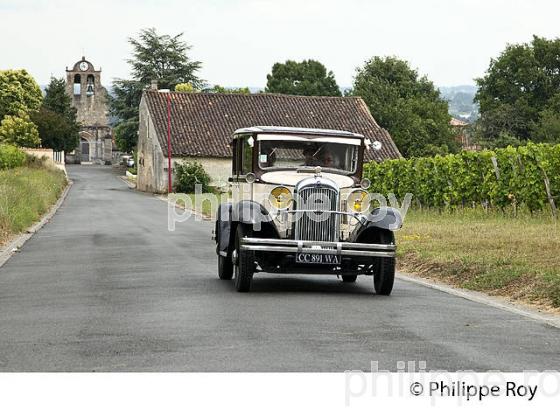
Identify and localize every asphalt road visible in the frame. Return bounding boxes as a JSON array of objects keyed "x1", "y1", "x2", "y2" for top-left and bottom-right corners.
[{"x1": 0, "y1": 165, "x2": 559, "y2": 371}]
